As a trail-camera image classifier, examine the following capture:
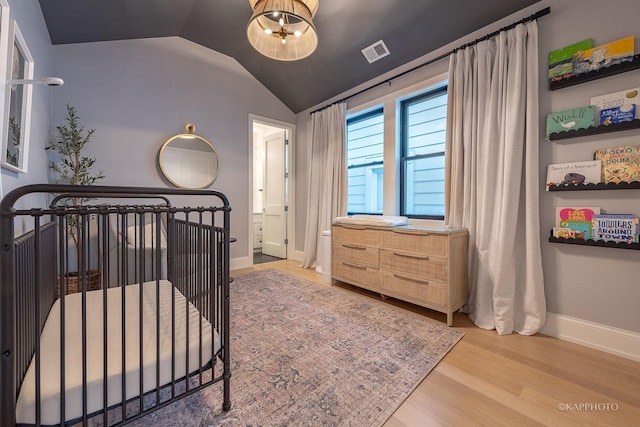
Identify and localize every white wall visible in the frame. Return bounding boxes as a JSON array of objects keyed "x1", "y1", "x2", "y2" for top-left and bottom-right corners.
[
  {"x1": 51, "y1": 37, "x2": 295, "y2": 260},
  {"x1": 538, "y1": 0, "x2": 640, "y2": 334},
  {"x1": 295, "y1": 0, "x2": 640, "y2": 337},
  {"x1": 1, "y1": 0, "x2": 53, "y2": 229}
]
